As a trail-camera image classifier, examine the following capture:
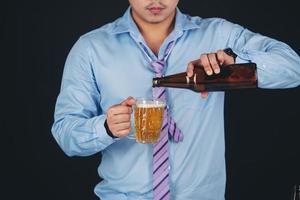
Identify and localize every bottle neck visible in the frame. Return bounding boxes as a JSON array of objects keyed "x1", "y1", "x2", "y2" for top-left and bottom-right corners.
[{"x1": 153, "y1": 77, "x2": 192, "y2": 89}]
